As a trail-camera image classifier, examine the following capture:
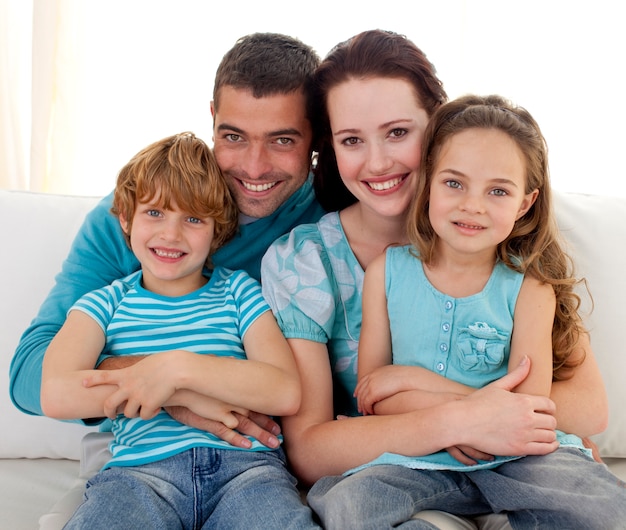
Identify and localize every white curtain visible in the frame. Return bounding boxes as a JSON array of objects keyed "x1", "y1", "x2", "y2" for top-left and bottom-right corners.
[
  {"x1": 2, "y1": 0, "x2": 625, "y2": 197},
  {"x1": 0, "y1": 0, "x2": 31, "y2": 190}
]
